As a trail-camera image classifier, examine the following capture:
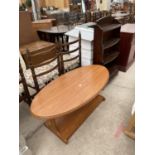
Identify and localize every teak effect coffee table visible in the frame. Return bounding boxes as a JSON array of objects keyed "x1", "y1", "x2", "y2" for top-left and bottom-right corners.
[{"x1": 31, "y1": 65, "x2": 109, "y2": 143}]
